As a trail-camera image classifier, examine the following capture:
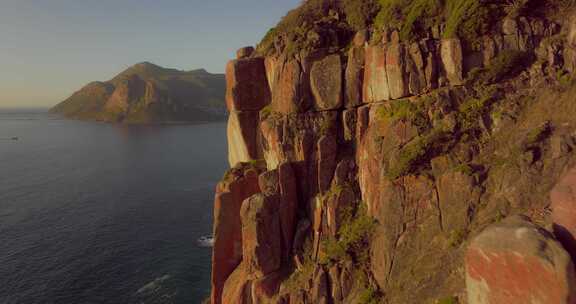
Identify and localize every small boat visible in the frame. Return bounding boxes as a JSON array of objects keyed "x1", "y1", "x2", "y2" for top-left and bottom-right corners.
[
  {"x1": 11, "y1": 137, "x2": 18, "y2": 140},
  {"x1": 197, "y1": 235, "x2": 214, "y2": 247}
]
